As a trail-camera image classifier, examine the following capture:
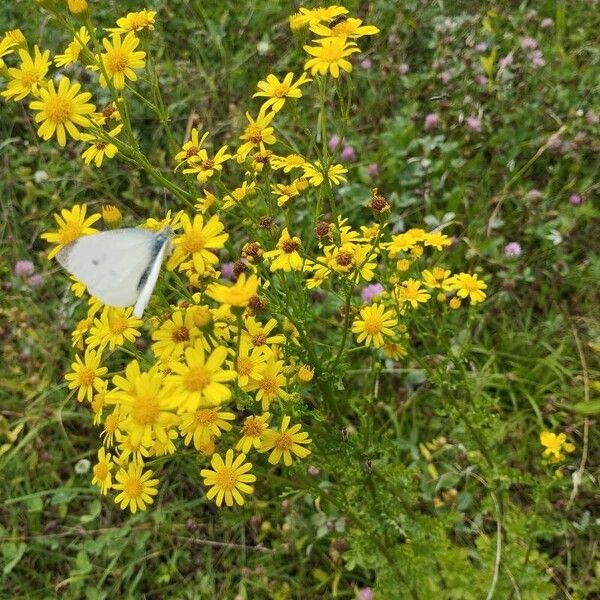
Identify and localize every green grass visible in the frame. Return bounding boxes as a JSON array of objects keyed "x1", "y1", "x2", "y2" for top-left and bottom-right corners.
[{"x1": 1, "y1": 1, "x2": 599, "y2": 598}]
